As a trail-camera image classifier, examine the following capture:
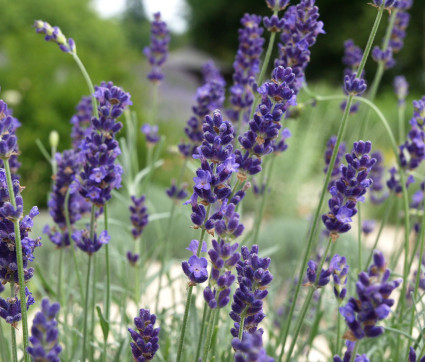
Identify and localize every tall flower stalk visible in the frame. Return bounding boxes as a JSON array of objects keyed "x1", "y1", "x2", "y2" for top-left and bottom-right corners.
[{"x1": 278, "y1": 5, "x2": 385, "y2": 357}]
